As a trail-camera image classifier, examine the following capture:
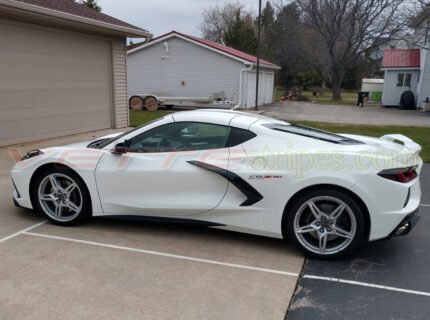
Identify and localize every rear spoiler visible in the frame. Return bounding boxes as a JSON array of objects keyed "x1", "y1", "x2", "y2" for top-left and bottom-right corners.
[{"x1": 380, "y1": 134, "x2": 422, "y2": 153}]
